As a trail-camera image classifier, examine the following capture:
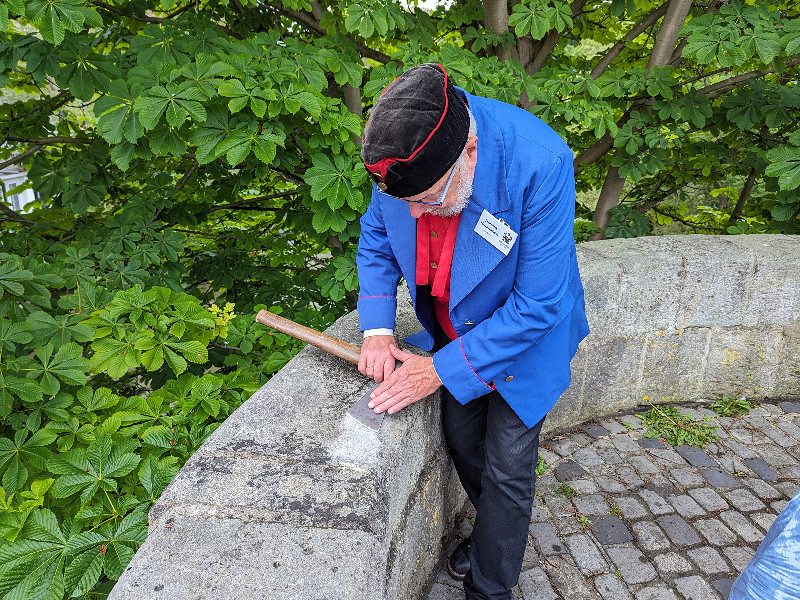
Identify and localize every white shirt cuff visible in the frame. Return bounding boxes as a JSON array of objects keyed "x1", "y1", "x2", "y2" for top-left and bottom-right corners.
[{"x1": 363, "y1": 328, "x2": 395, "y2": 338}]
